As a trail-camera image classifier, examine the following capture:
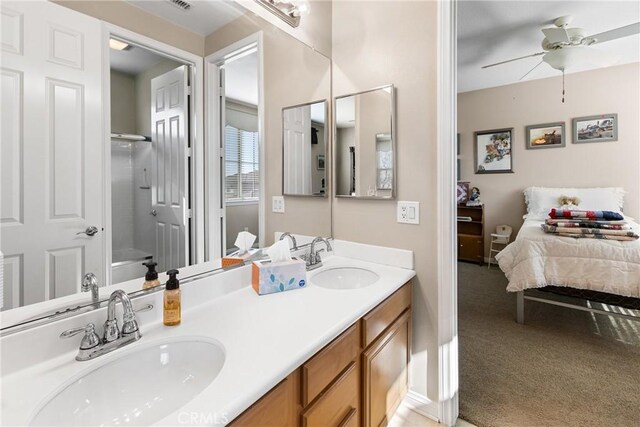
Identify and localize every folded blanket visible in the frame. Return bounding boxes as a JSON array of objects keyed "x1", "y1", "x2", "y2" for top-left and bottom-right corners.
[
  {"x1": 548, "y1": 232, "x2": 638, "y2": 242},
  {"x1": 544, "y1": 219, "x2": 631, "y2": 230},
  {"x1": 549, "y1": 208, "x2": 624, "y2": 221},
  {"x1": 542, "y1": 224, "x2": 638, "y2": 238}
]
